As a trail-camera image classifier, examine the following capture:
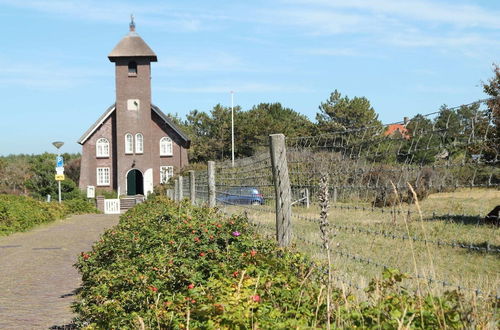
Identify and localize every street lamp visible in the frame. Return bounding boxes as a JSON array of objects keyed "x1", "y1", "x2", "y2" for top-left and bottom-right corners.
[
  {"x1": 52, "y1": 141, "x2": 64, "y2": 203},
  {"x1": 230, "y1": 91, "x2": 235, "y2": 167}
]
